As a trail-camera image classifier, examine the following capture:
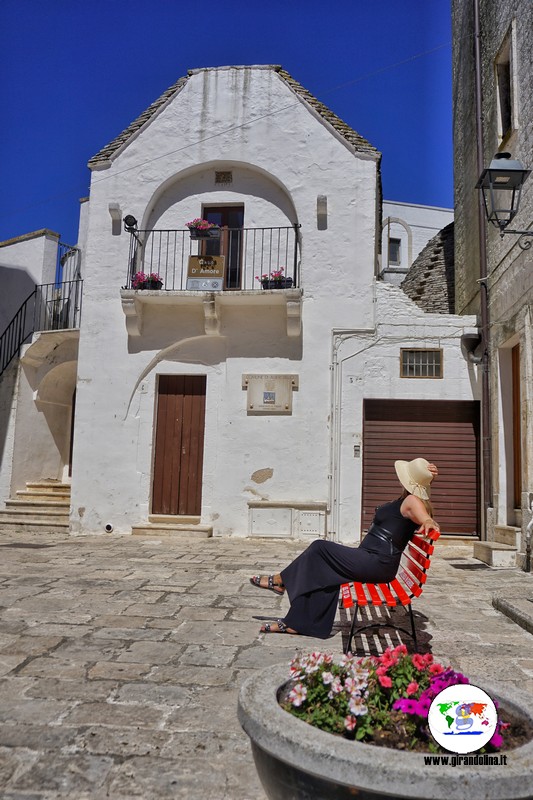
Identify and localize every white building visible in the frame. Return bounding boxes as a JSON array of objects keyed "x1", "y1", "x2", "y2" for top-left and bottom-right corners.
[
  {"x1": 0, "y1": 65, "x2": 479, "y2": 542},
  {"x1": 381, "y1": 201, "x2": 454, "y2": 285}
]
